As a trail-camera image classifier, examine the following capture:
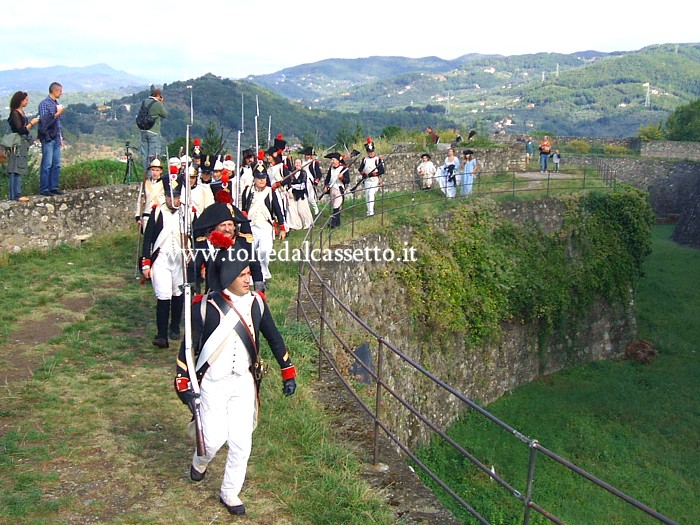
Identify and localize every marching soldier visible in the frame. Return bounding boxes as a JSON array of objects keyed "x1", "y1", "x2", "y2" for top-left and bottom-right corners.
[
  {"x1": 174, "y1": 250, "x2": 297, "y2": 516},
  {"x1": 323, "y1": 152, "x2": 349, "y2": 228},
  {"x1": 357, "y1": 137, "x2": 385, "y2": 217},
  {"x1": 135, "y1": 158, "x2": 166, "y2": 233},
  {"x1": 301, "y1": 146, "x2": 322, "y2": 215},
  {"x1": 141, "y1": 171, "x2": 194, "y2": 348},
  {"x1": 241, "y1": 162, "x2": 287, "y2": 283}
]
